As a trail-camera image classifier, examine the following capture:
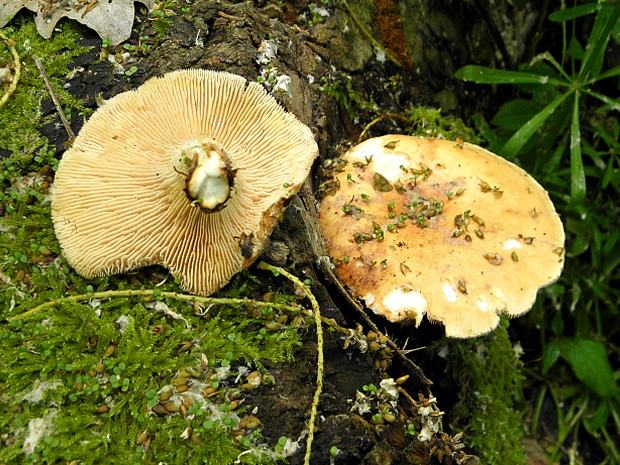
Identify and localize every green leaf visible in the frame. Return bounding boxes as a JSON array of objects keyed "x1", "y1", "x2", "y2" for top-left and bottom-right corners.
[
  {"x1": 567, "y1": 36, "x2": 585, "y2": 60},
  {"x1": 454, "y1": 66, "x2": 565, "y2": 86},
  {"x1": 591, "y1": 62, "x2": 620, "y2": 81},
  {"x1": 500, "y1": 91, "x2": 572, "y2": 159},
  {"x1": 542, "y1": 339, "x2": 561, "y2": 375},
  {"x1": 491, "y1": 99, "x2": 541, "y2": 131},
  {"x1": 569, "y1": 92, "x2": 586, "y2": 203},
  {"x1": 578, "y1": 2, "x2": 620, "y2": 81},
  {"x1": 548, "y1": 3, "x2": 600, "y2": 22},
  {"x1": 559, "y1": 338, "x2": 620, "y2": 398},
  {"x1": 586, "y1": 398, "x2": 610, "y2": 431},
  {"x1": 585, "y1": 89, "x2": 620, "y2": 112}
]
